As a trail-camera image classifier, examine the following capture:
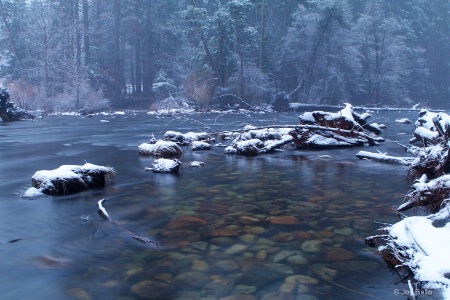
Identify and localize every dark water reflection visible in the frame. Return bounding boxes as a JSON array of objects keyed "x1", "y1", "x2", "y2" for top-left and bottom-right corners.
[{"x1": 0, "y1": 111, "x2": 440, "y2": 299}]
